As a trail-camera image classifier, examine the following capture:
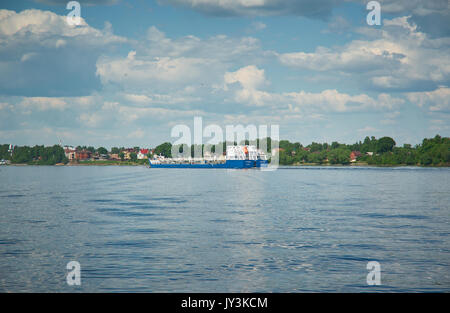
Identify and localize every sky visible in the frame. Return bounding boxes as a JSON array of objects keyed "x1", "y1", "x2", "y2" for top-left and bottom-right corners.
[{"x1": 0, "y1": 0, "x2": 449, "y2": 148}]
